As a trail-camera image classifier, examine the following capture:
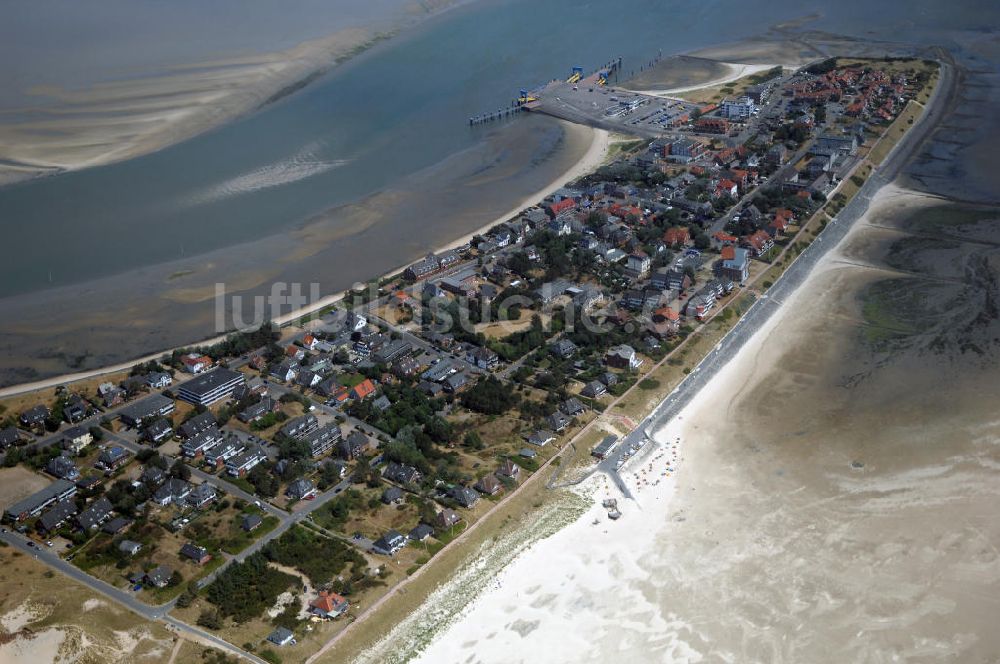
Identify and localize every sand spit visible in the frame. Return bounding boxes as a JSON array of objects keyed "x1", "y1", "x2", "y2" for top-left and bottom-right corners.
[
  {"x1": 436, "y1": 124, "x2": 611, "y2": 255},
  {"x1": 0, "y1": 28, "x2": 374, "y2": 186},
  {"x1": 631, "y1": 61, "x2": 785, "y2": 97},
  {"x1": 0, "y1": 0, "x2": 467, "y2": 187}
]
